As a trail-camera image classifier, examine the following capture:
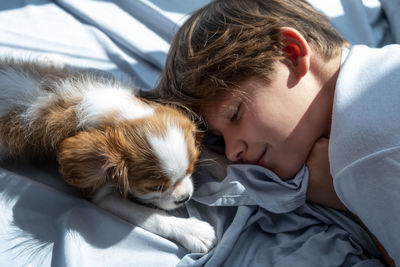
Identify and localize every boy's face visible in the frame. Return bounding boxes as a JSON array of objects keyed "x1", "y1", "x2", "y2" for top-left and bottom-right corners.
[{"x1": 203, "y1": 61, "x2": 327, "y2": 180}]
